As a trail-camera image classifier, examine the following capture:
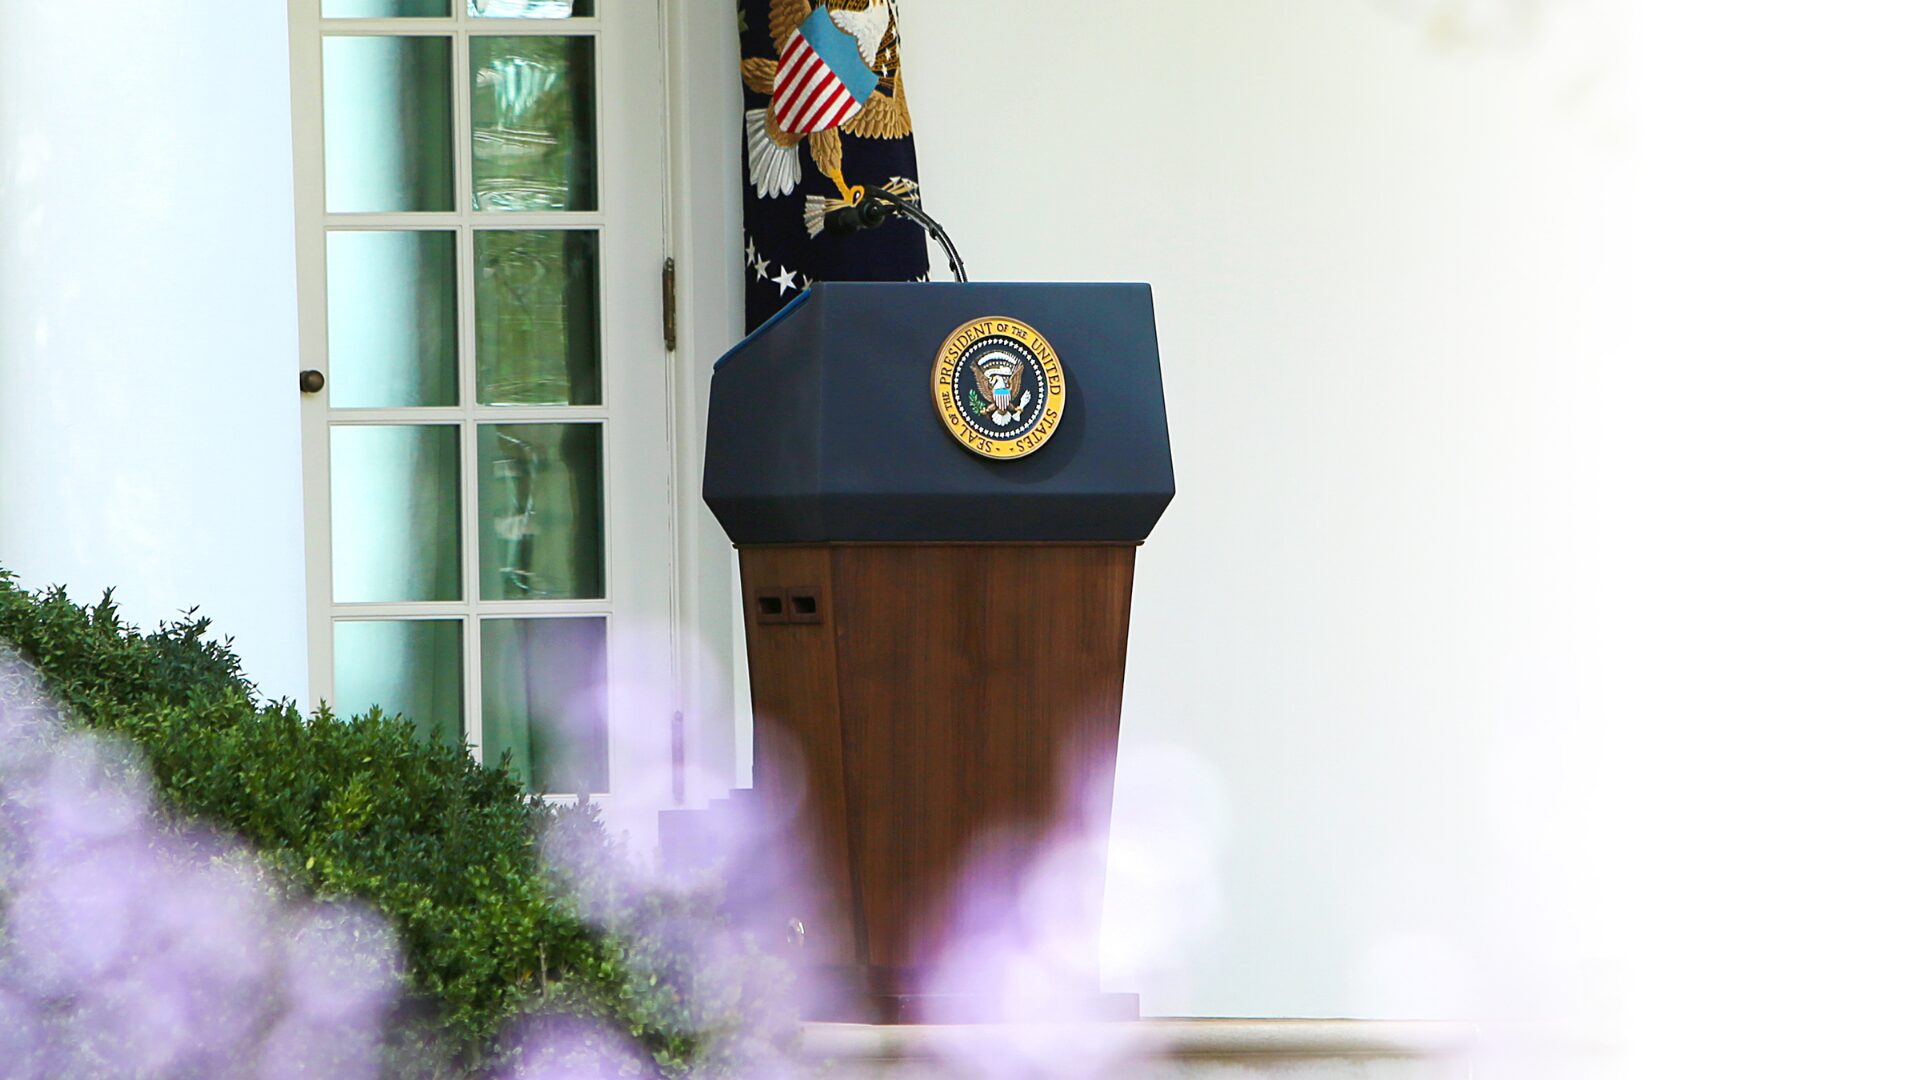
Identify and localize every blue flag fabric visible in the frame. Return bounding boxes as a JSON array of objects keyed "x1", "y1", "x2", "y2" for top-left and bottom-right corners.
[{"x1": 739, "y1": 0, "x2": 929, "y2": 331}]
